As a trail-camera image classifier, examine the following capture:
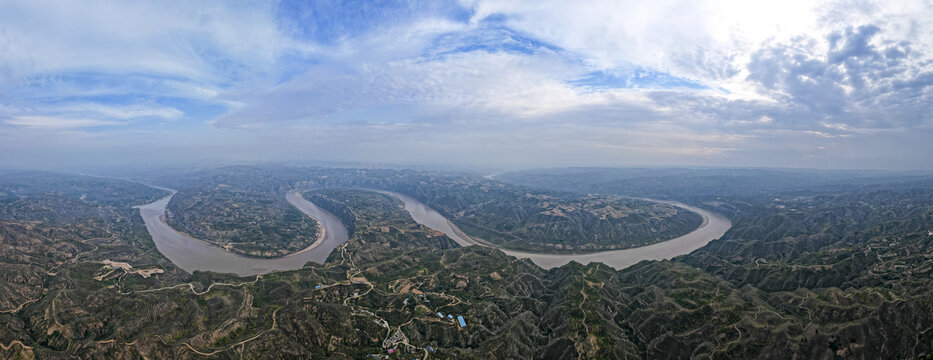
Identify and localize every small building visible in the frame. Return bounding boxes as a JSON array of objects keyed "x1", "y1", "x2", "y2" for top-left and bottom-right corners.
[
  {"x1": 457, "y1": 315, "x2": 467, "y2": 328},
  {"x1": 447, "y1": 314, "x2": 454, "y2": 319},
  {"x1": 387, "y1": 348, "x2": 396, "y2": 354},
  {"x1": 426, "y1": 346, "x2": 436, "y2": 353},
  {"x1": 315, "y1": 285, "x2": 322, "y2": 289},
  {"x1": 437, "y1": 312, "x2": 444, "y2": 318}
]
